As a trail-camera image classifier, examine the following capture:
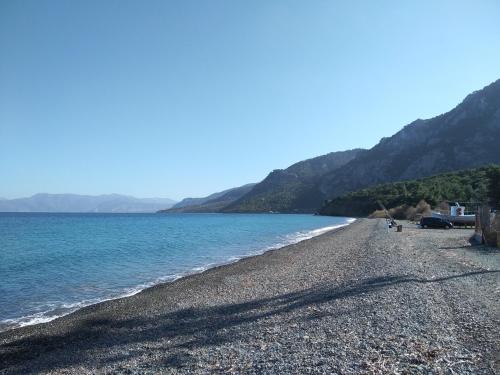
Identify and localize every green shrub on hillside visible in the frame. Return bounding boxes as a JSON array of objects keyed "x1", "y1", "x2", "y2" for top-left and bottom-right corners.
[
  {"x1": 486, "y1": 165, "x2": 500, "y2": 209},
  {"x1": 319, "y1": 165, "x2": 498, "y2": 217}
]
